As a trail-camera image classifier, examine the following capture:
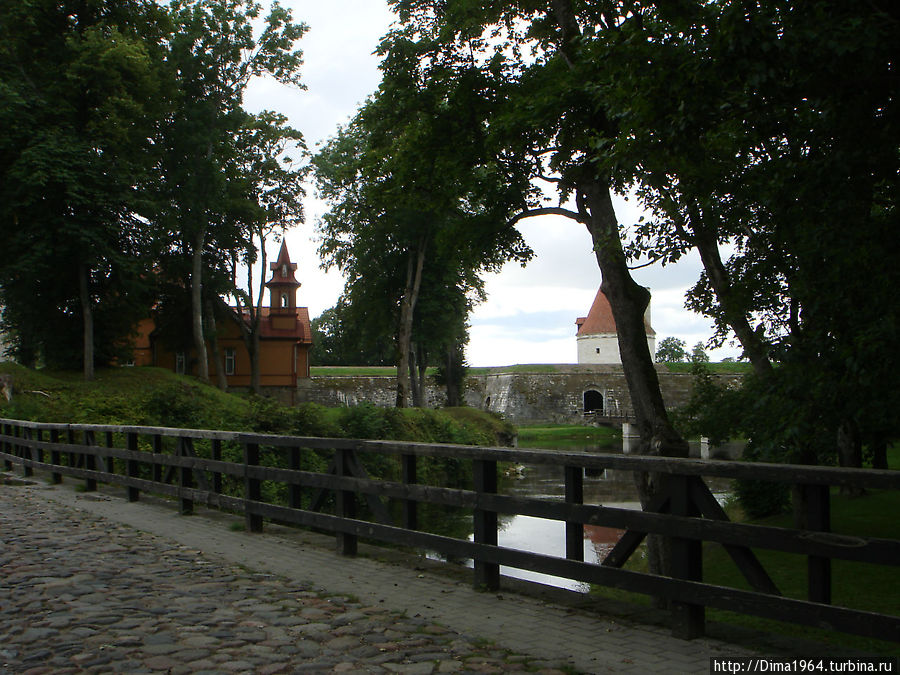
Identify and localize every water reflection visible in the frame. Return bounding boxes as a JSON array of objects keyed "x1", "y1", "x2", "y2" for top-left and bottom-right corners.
[
  {"x1": 496, "y1": 459, "x2": 639, "y2": 590},
  {"x1": 452, "y1": 442, "x2": 733, "y2": 592}
]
